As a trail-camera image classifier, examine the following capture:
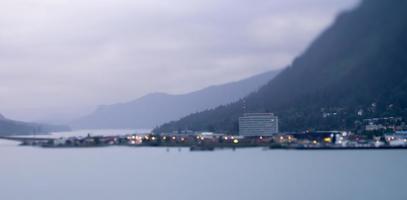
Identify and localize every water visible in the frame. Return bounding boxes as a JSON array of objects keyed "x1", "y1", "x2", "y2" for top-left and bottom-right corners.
[
  {"x1": 0, "y1": 130, "x2": 406, "y2": 200},
  {"x1": 19, "y1": 129, "x2": 149, "y2": 138}
]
